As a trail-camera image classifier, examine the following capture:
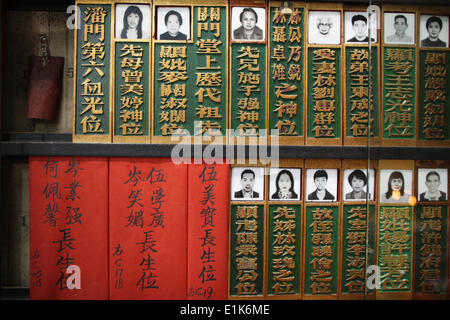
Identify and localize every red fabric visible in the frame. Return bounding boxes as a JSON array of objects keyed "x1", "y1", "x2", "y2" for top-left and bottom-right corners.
[
  {"x1": 27, "y1": 56, "x2": 64, "y2": 120},
  {"x1": 109, "y1": 158, "x2": 188, "y2": 299},
  {"x1": 29, "y1": 156, "x2": 109, "y2": 300},
  {"x1": 187, "y1": 163, "x2": 229, "y2": 300}
]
